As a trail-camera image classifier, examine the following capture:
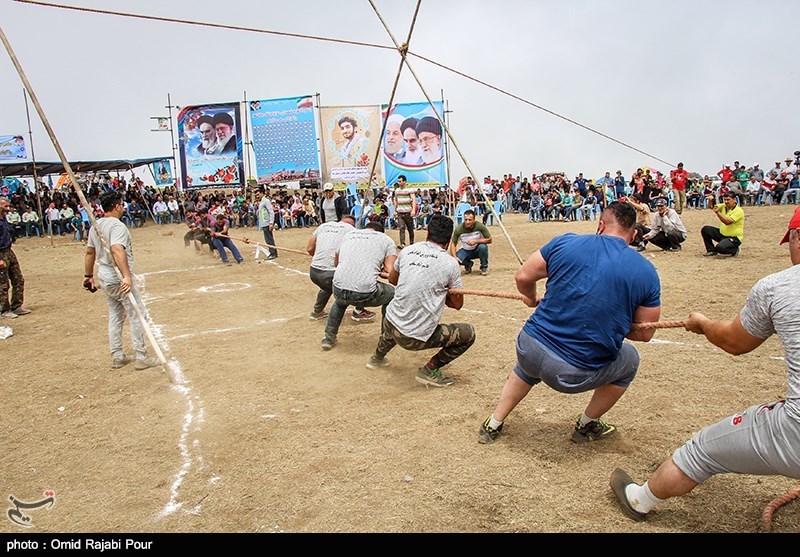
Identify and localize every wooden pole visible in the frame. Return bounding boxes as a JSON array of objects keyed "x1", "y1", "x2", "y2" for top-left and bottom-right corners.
[{"x1": 0, "y1": 24, "x2": 177, "y2": 384}]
